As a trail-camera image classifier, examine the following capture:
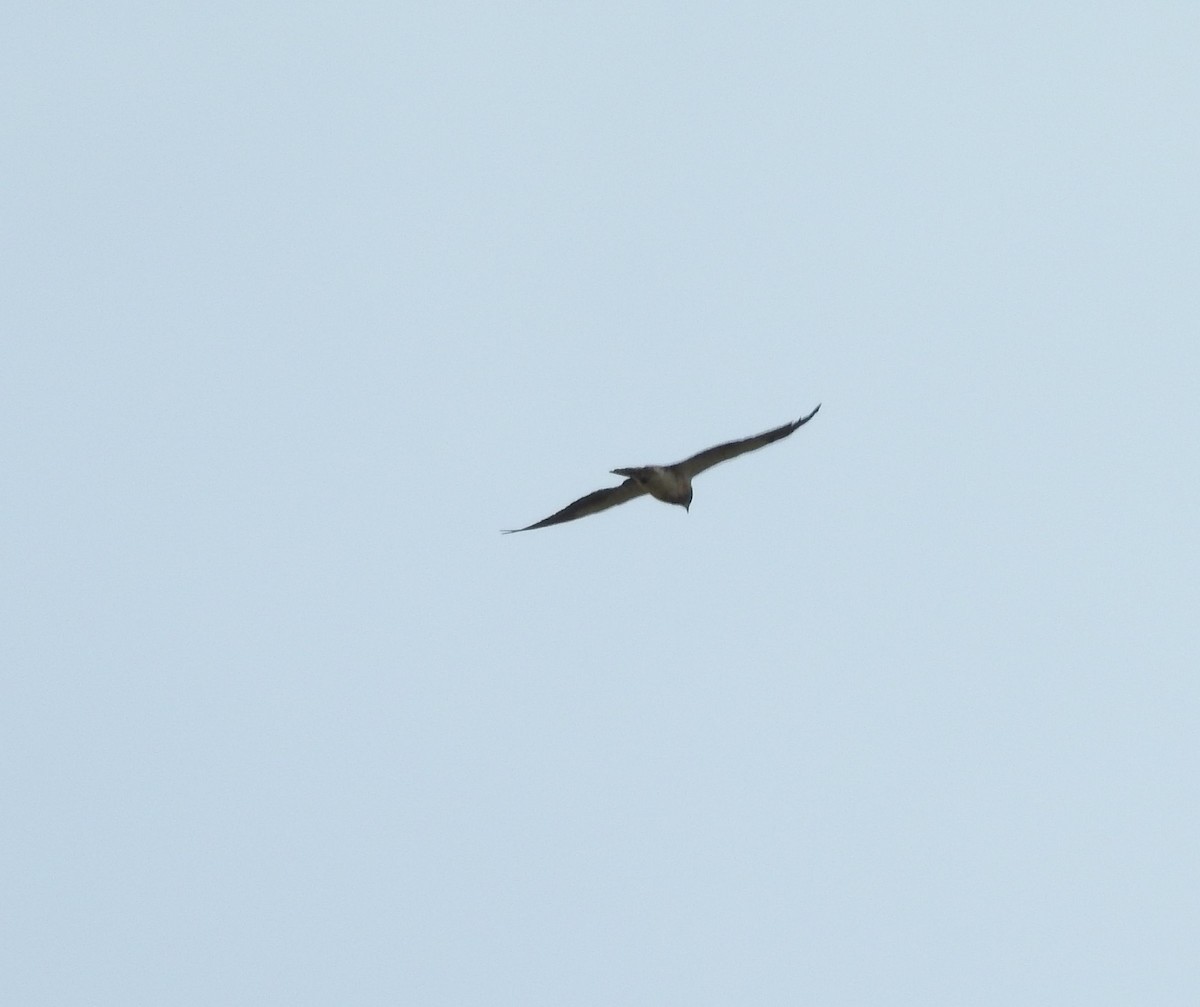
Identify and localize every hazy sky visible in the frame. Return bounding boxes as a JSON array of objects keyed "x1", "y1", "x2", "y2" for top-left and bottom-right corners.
[{"x1": 4, "y1": 4, "x2": 1198, "y2": 1004}]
